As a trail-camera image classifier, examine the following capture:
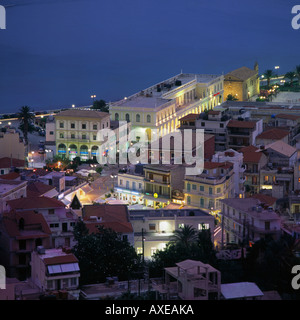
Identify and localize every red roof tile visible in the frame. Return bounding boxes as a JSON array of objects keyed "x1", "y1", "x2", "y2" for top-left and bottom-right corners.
[
  {"x1": 7, "y1": 196, "x2": 65, "y2": 210},
  {"x1": 204, "y1": 161, "x2": 233, "y2": 170},
  {"x1": 0, "y1": 157, "x2": 25, "y2": 169},
  {"x1": 0, "y1": 172, "x2": 20, "y2": 180},
  {"x1": 2, "y1": 210, "x2": 51, "y2": 240},
  {"x1": 239, "y1": 145, "x2": 263, "y2": 163},
  {"x1": 179, "y1": 114, "x2": 199, "y2": 122},
  {"x1": 83, "y1": 204, "x2": 133, "y2": 234},
  {"x1": 251, "y1": 194, "x2": 277, "y2": 206},
  {"x1": 276, "y1": 114, "x2": 300, "y2": 120},
  {"x1": 43, "y1": 254, "x2": 78, "y2": 266},
  {"x1": 27, "y1": 182, "x2": 56, "y2": 197},
  {"x1": 256, "y1": 128, "x2": 289, "y2": 140}
]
